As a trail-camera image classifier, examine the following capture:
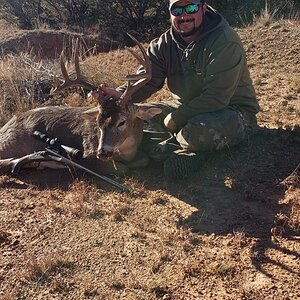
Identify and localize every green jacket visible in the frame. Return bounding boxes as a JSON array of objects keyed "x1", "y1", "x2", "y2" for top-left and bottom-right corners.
[{"x1": 120, "y1": 7, "x2": 260, "y2": 127}]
